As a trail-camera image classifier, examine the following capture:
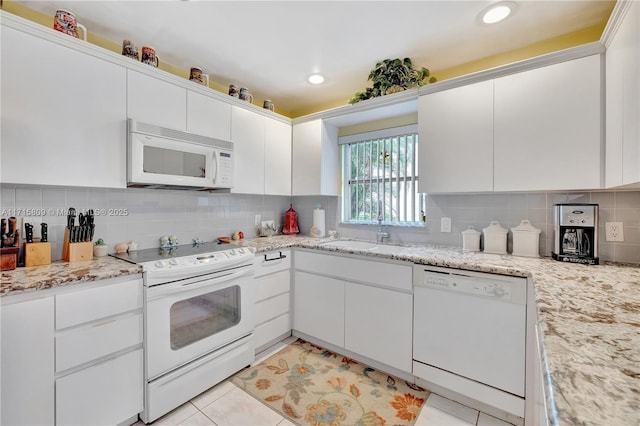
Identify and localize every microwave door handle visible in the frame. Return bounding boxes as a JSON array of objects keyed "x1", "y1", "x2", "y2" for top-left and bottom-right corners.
[{"x1": 211, "y1": 150, "x2": 218, "y2": 185}]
